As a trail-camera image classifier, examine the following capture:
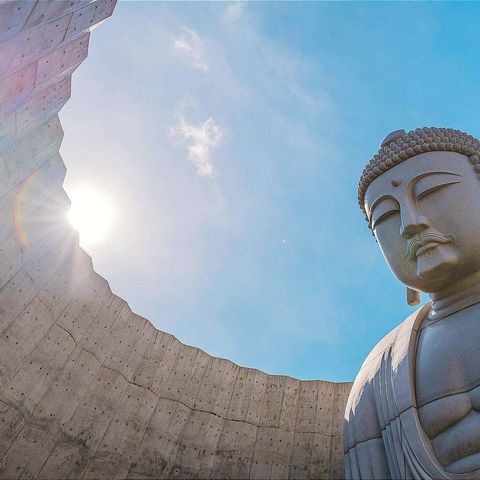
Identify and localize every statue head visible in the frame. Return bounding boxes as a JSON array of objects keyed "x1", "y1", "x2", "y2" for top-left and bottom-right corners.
[{"x1": 359, "y1": 128, "x2": 480, "y2": 295}]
